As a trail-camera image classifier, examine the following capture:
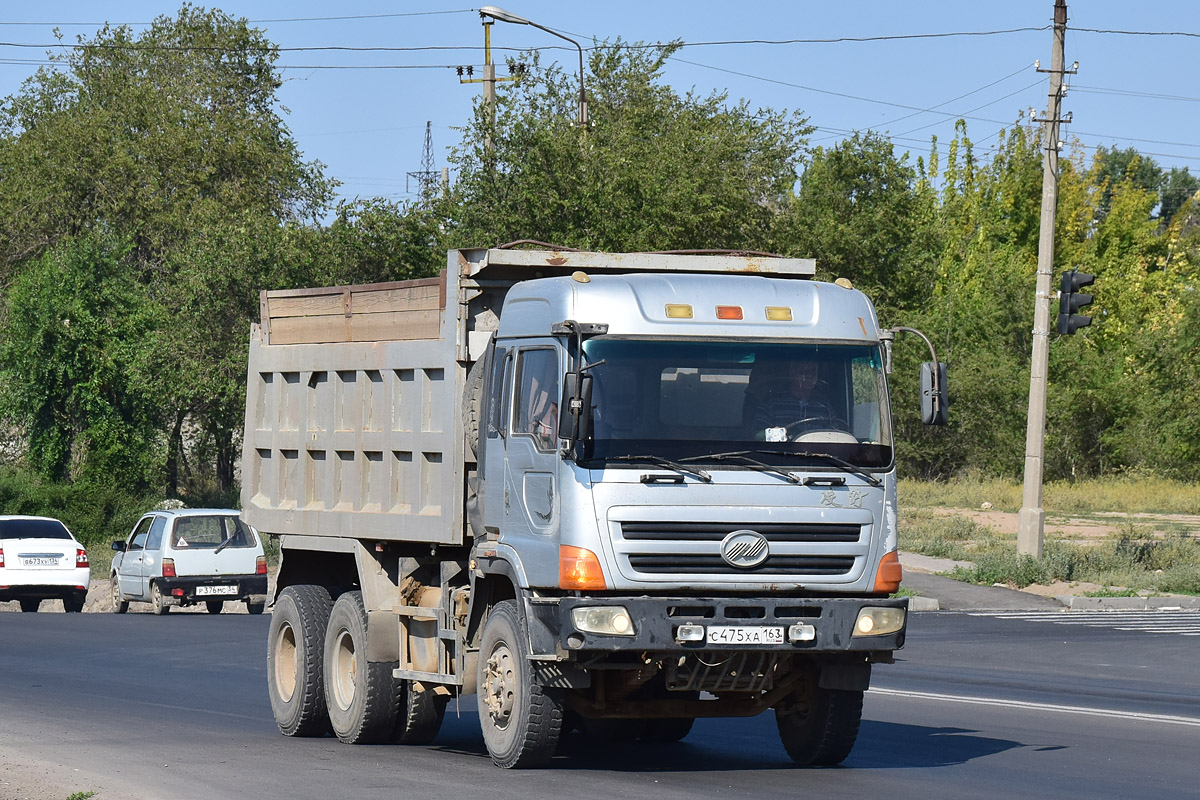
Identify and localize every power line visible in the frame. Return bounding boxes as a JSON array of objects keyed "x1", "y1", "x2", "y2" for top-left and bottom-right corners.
[
  {"x1": 0, "y1": 10, "x2": 477, "y2": 27},
  {"x1": 1070, "y1": 26, "x2": 1200, "y2": 38}
]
